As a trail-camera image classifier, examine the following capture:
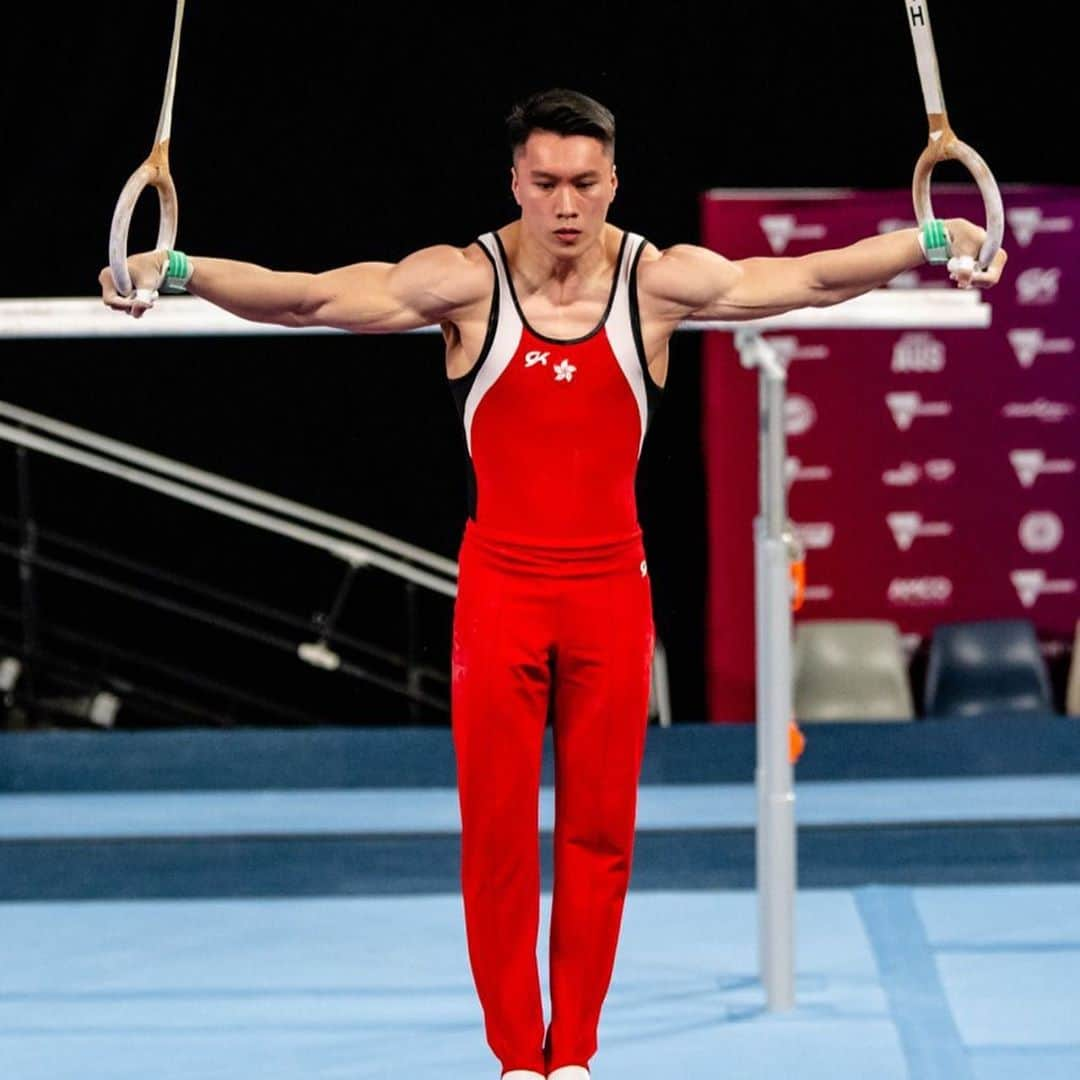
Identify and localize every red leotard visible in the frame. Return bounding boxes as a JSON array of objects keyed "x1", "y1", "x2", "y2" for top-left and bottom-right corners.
[{"x1": 447, "y1": 229, "x2": 662, "y2": 1076}]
